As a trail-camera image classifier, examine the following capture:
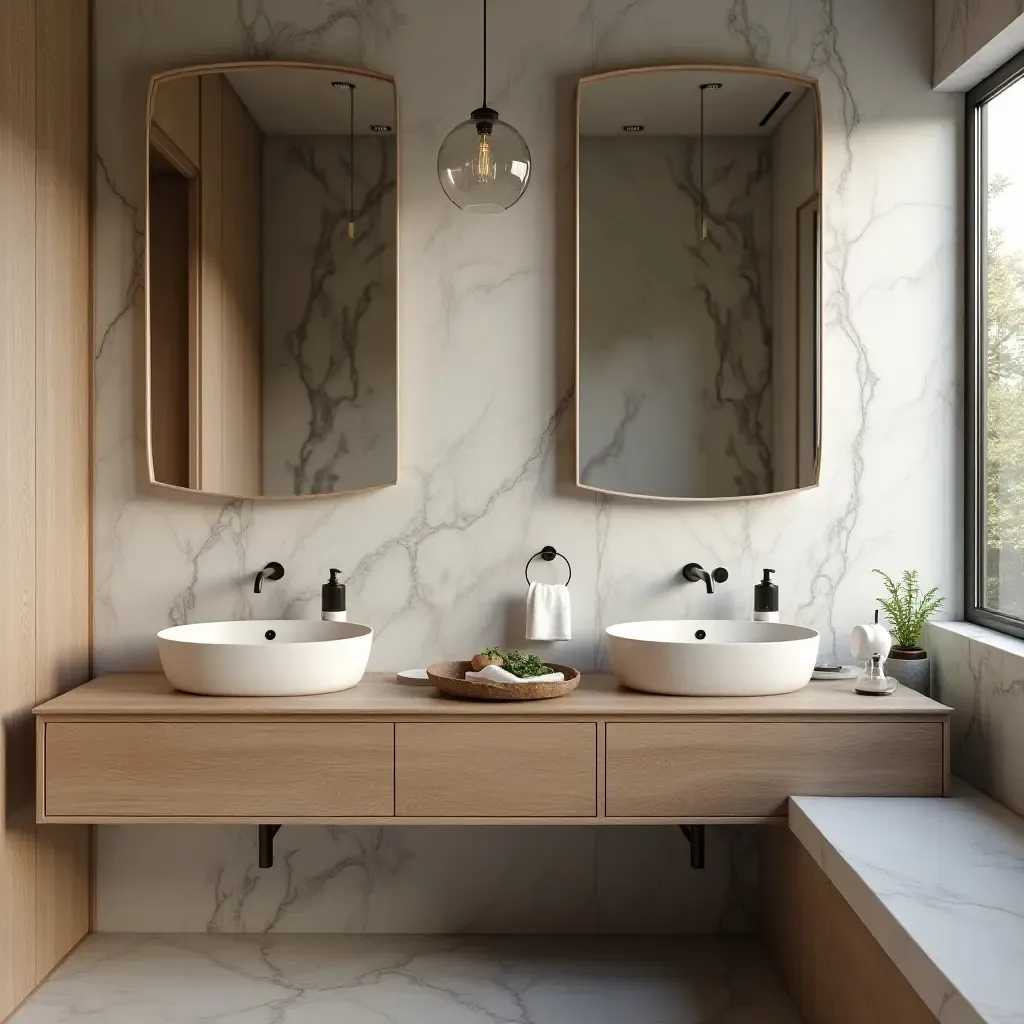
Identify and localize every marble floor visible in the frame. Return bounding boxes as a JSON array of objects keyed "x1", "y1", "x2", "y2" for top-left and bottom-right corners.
[{"x1": 10, "y1": 934, "x2": 802, "y2": 1023}]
